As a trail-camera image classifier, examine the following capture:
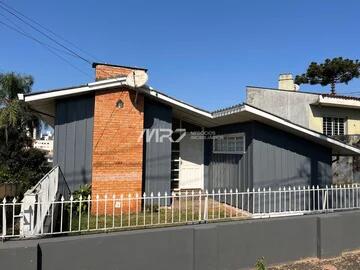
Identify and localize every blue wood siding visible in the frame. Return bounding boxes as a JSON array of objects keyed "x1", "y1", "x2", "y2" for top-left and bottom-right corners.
[
  {"x1": 143, "y1": 98, "x2": 172, "y2": 195},
  {"x1": 53, "y1": 94, "x2": 94, "y2": 191},
  {"x1": 205, "y1": 122, "x2": 253, "y2": 192},
  {"x1": 205, "y1": 121, "x2": 332, "y2": 192},
  {"x1": 251, "y1": 121, "x2": 331, "y2": 189}
]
